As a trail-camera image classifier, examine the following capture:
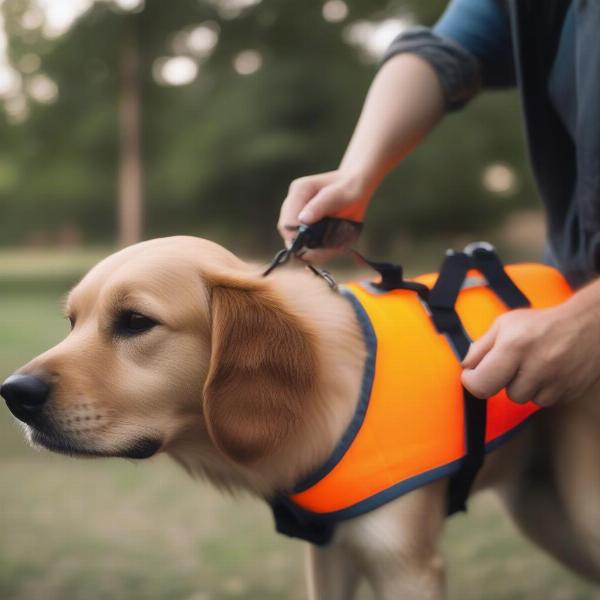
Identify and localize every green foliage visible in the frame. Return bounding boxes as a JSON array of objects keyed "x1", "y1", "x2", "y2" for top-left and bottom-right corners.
[{"x1": 0, "y1": 0, "x2": 536, "y2": 254}]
